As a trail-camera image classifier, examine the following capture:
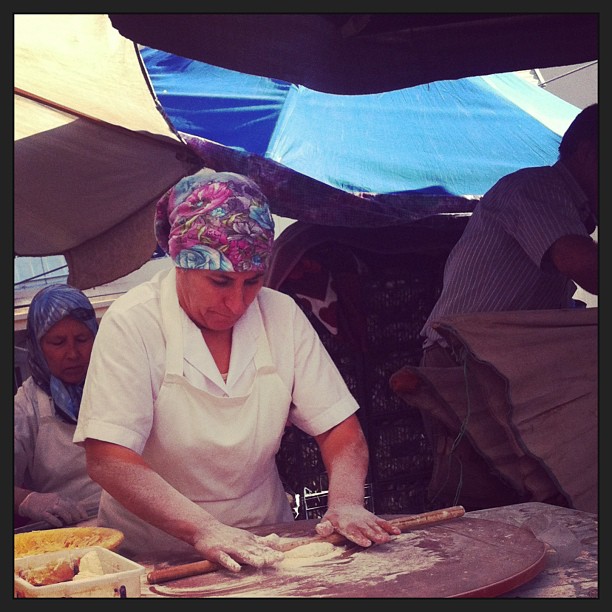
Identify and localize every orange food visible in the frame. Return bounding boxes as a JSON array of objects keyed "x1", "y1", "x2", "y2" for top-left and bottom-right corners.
[
  {"x1": 14, "y1": 527, "x2": 124, "y2": 558},
  {"x1": 17, "y1": 559, "x2": 75, "y2": 586}
]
